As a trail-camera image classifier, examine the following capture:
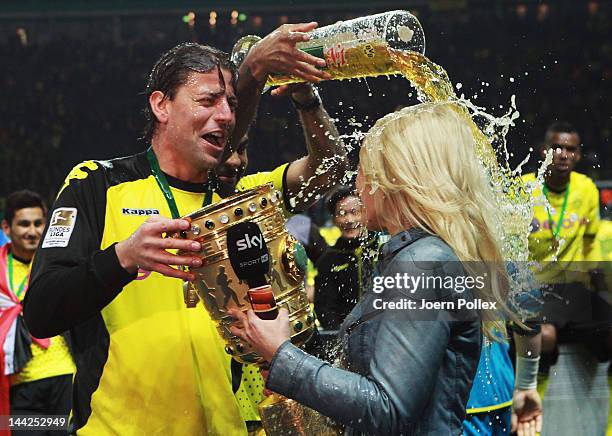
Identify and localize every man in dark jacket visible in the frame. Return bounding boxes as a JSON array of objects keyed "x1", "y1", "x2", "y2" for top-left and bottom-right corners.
[{"x1": 314, "y1": 186, "x2": 378, "y2": 330}]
